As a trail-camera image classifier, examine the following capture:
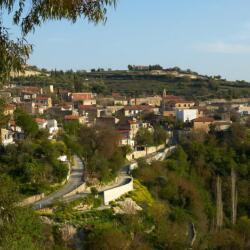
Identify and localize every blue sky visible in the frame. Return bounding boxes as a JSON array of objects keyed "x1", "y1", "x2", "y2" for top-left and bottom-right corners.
[{"x1": 4, "y1": 0, "x2": 250, "y2": 80}]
